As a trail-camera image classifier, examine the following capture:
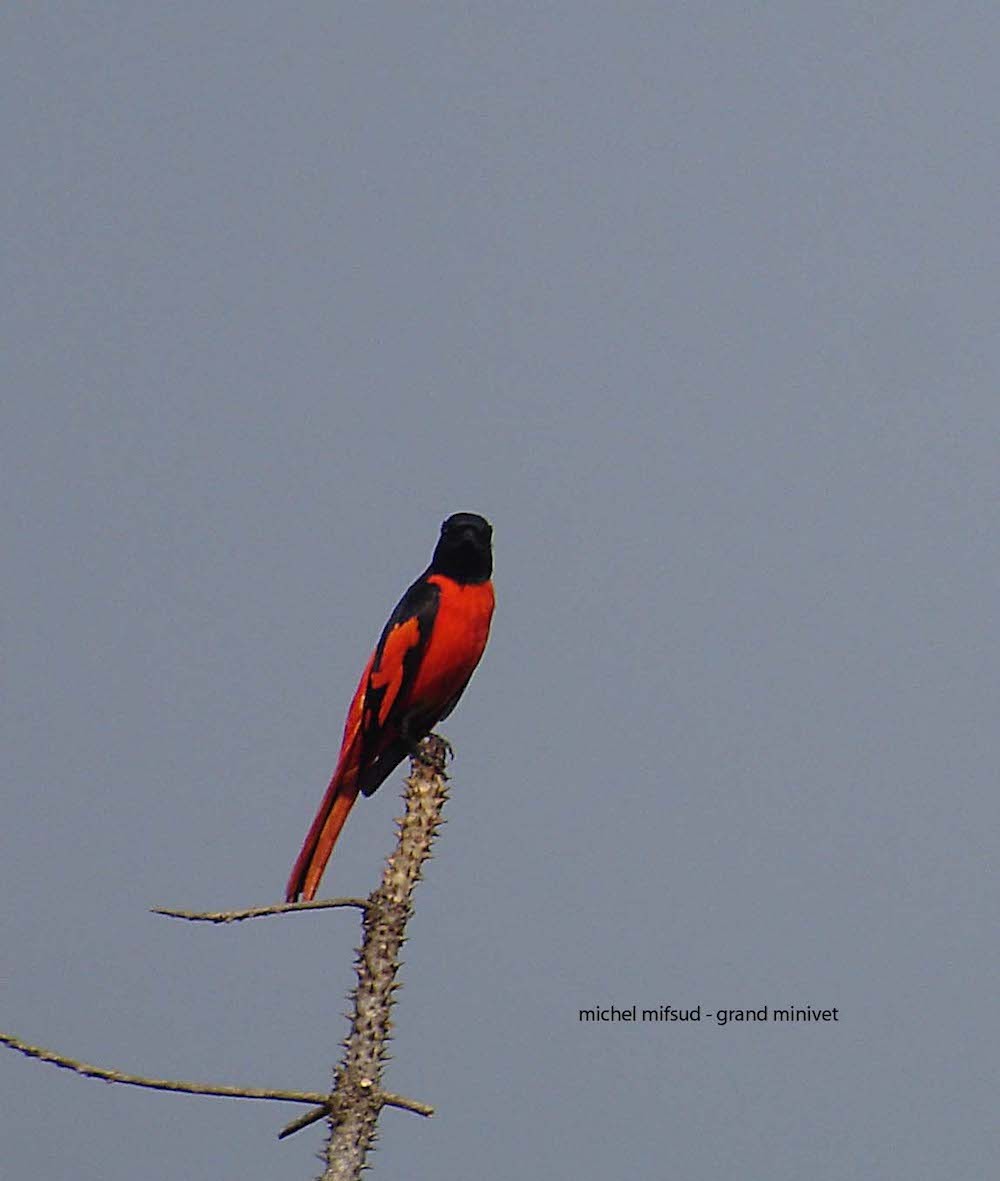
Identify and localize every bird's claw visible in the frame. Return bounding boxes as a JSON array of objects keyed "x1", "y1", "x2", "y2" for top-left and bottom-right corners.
[{"x1": 410, "y1": 733, "x2": 452, "y2": 772}]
